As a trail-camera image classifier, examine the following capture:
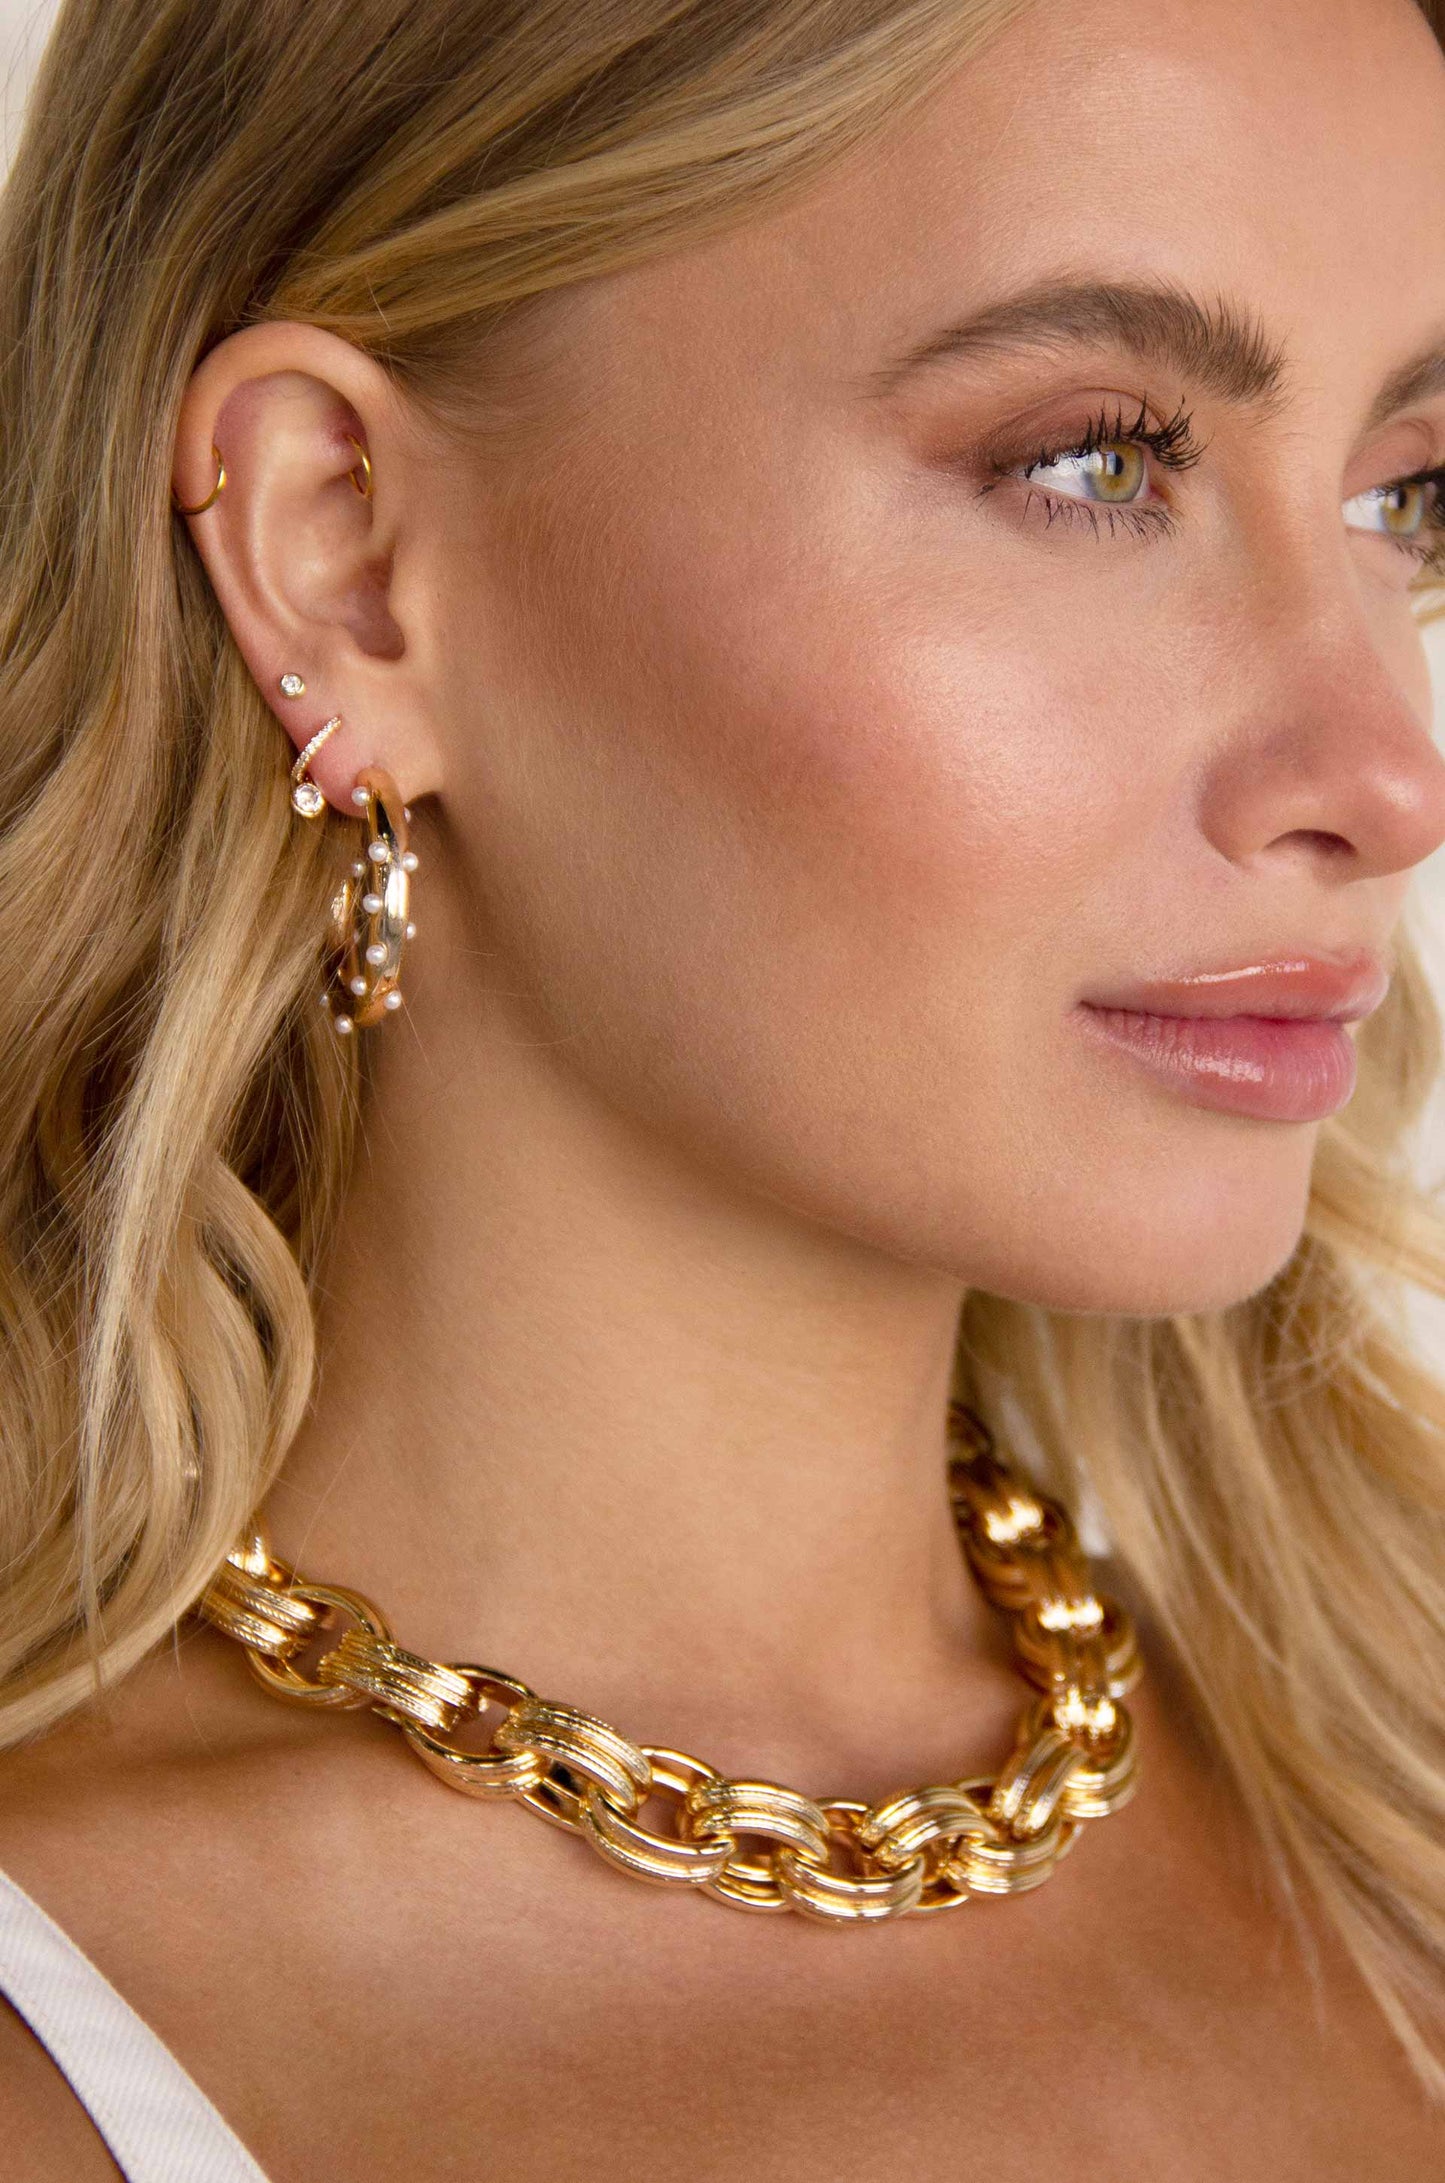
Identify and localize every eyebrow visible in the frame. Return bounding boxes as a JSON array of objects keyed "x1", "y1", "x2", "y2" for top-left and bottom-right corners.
[
  {"x1": 1367, "y1": 344, "x2": 1445, "y2": 429},
  {"x1": 871, "y1": 277, "x2": 1289, "y2": 408},
  {"x1": 874, "y1": 275, "x2": 1445, "y2": 441}
]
